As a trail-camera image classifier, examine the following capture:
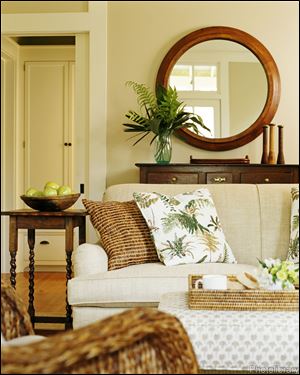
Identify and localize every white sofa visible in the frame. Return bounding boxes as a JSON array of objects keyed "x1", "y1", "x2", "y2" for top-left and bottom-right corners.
[{"x1": 68, "y1": 183, "x2": 296, "y2": 329}]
